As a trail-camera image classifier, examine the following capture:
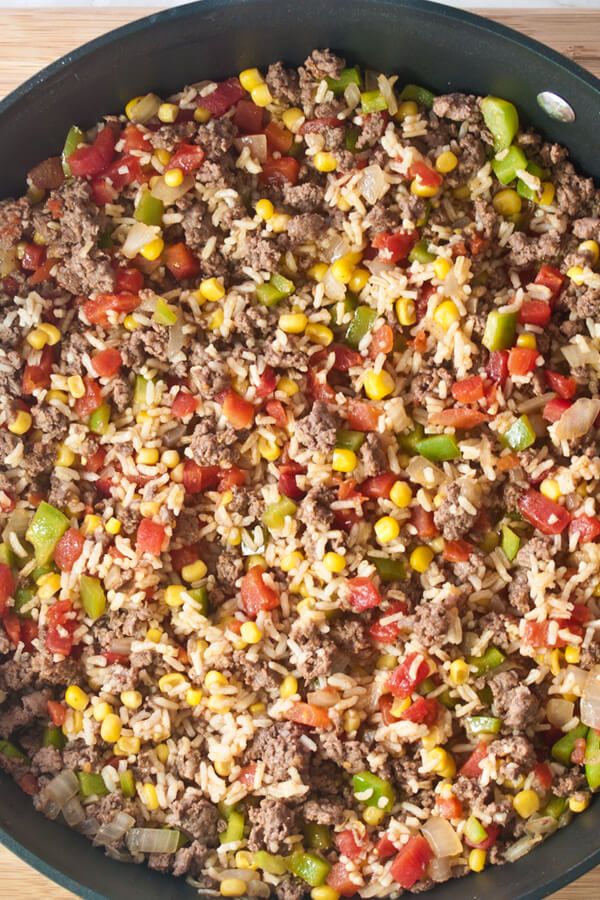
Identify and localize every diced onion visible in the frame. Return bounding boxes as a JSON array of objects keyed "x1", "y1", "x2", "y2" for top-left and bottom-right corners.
[
  {"x1": 360, "y1": 165, "x2": 389, "y2": 204},
  {"x1": 546, "y1": 698, "x2": 575, "y2": 728},
  {"x1": 2, "y1": 506, "x2": 31, "y2": 543},
  {"x1": 377, "y1": 74, "x2": 398, "y2": 116},
  {"x1": 551, "y1": 397, "x2": 600, "y2": 444},
  {"x1": 151, "y1": 173, "x2": 194, "y2": 204},
  {"x1": 168, "y1": 315, "x2": 186, "y2": 356},
  {"x1": 562, "y1": 336, "x2": 600, "y2": 372},
  {"x1": 525, "y1": 815, "x2": 558, "y2": 837},
  {"x1": 43, "y1": 770, "x2": 79, "y2": 818},
  {"x1": 323, "y1": 267, "x2": 347, "y2": 302},
  {"x1": 126, "y1": 828, "x2": 180, "y2": 854},
  {"x1": 95, "y1": 812, "x2": 136, "y2": 847},
  {"x1": 121, "y1": 222, "x2": 160, "y2": 259},
  {"x1": 427, "y1": 855, "x2": 451, "y2": 882},
  {"x1": 421, "y1": 816, "x2": 462, "y2": 858},
  {"x1": 406, "y1": 456, "x2": 444, "y2": 488},
  {"x1": 581, "y1": 671, "x2": 600, "y2": 729},
  {"x1": 62, "y1": 797, "x2": 85, "y2": 827},
  {"x1": 503, "y1": 834, "x2": 542, "y2": 863},
  {"x1": 215, "y1": 869, "x2": 258, "y2": 883},
  {"x1": 329, "y1": 235, "x2": 351, "y2": 262},
  {"x1": 129, "y1": 93, "x2": 162, "y2": 125},
  {"x1": 234, "y1": 135, "x2": 268, "y2": 163},
  {"x1": 344, "y1": 83, "x2": 361, "y2": 110}
]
